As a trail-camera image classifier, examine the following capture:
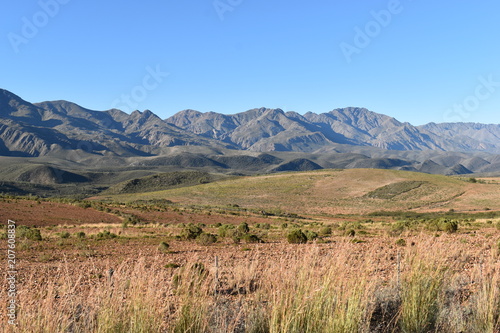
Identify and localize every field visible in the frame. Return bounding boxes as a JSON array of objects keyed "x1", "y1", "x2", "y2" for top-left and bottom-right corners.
[{"x1": 1, "y1": 169, "x2": 500, "y2": 332}]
